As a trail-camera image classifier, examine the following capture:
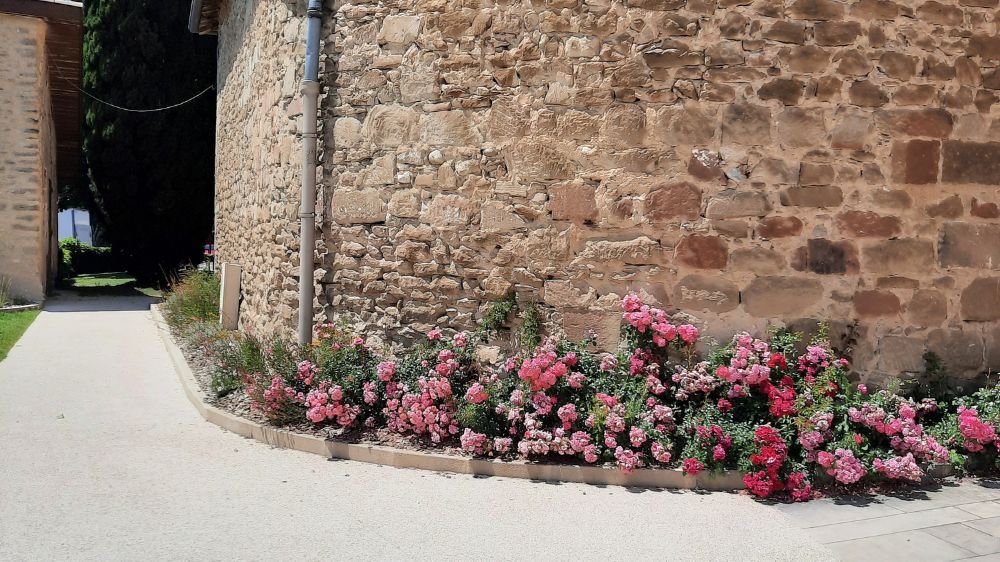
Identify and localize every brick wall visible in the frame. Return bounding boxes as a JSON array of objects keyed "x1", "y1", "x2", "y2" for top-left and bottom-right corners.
[
  {"x1": 0, "y1": 13, "x2": 55, "y2": 303},
  {"x1": 215, "y1": 0, "x2": 1000, "y2": 387}
]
